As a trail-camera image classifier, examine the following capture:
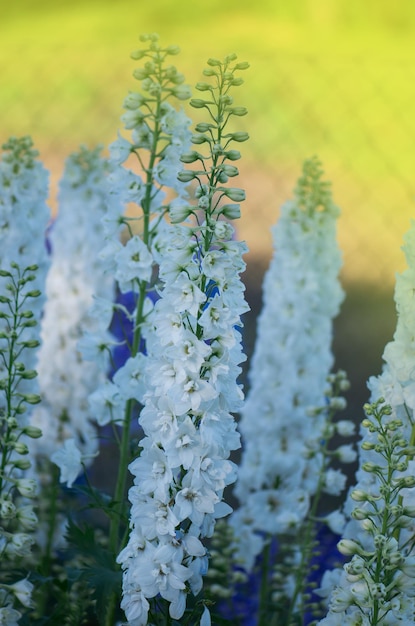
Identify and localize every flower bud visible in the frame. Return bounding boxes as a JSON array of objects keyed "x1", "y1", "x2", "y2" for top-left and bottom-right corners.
[
  {"x1": 196, "y1": 82, "x2": 212, "y2": 92},
  {"x1": 16, "y1": 478, "x2": 37, "y2": 498},
  {"x1": 207, "y1": 58, "x2": 222, "y2": 67},
  {"x1": 169, "y1": 204, "x2": 193, "y2": 224},
  {"x1": 195, "y1": 122, "x2": 215, "y2": 133},
  {"x1": 180, "y1": 151, "x2": 203, "y2": 164},
  {"x1": 228, "y1": 106, "x2": 248, "y2": 116},
  {"x1": 16, "y1": 505, "x2": 37, "y2": 531},
  {"x1": 13, "y1": 458, "x2": 31, "y2": 470},
  {"x1": 13, "y1": 441, "x2": 29, "y2": 455},
  {"x1": 177, "y1": 171, "x2": 197, "y2": 183},
  {"x1": 166, "y1": 44, "x2": 180, "y2": 55},
  {"x1": 228, "y1": 131, "x2": 249, "y2": 142},
  {"x1": 190, "y1": 99, "x2": 208, "y2": 109},
  {"x1": 22, "y1": 425, "x2": 42, "y2": 439},
  {"x1": 9, "y1": 578, "x2": 33, "y2": 608},
  {"x1": 172, "y1": 85, "x2": 191, "y2": 100},
  {"x1": 0, "y1": 498, "x2": 16, "y2": 519},
  {"x1": 235, "y1": 61, "x2": 250, "y2": 70},
  {"x1": 225, "y1": 150, "x2": 241, "y2": 161},
  {"x1": 130, "y1": 49, "x2": 146, "y2": 61},
  {"x1": 219, "y1": 204, "x2": 241, "y2": 220},
  {"x1": 21, "y1": 393, "x2": 41, "y2": 404},
  {"x1": 337, "y1": 539, "x2": 362, "y2": 556},
  {"x1": 191, "y1": 134, "x2": 209, "y2": 145},
  {"x1": 222, "y1": 188, "x2": 246, "y2": 202},
  {"x1": 351, "y1": 489, "x2": 369, "y2": 502}
]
